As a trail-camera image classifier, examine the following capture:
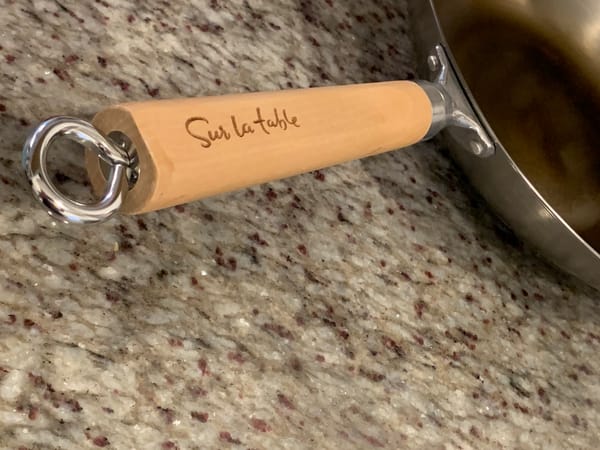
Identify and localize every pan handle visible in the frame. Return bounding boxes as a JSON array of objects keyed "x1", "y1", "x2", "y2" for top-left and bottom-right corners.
[
  {"x1": 87, "y1": 81, "x2": 436, "y2": 215},
  {"x1": 23, "y1": 46, "x2": 494, "y2": 223}
]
